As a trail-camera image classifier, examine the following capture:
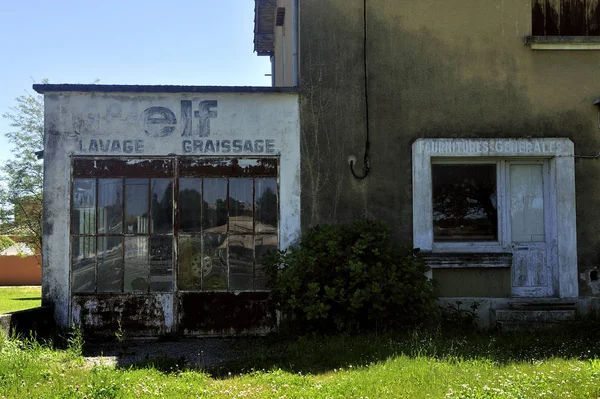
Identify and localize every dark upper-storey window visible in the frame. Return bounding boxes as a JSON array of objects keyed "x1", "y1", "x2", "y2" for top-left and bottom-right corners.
[{"x1": 532, "y1": 0, "x2": 600, "y2": 36}]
